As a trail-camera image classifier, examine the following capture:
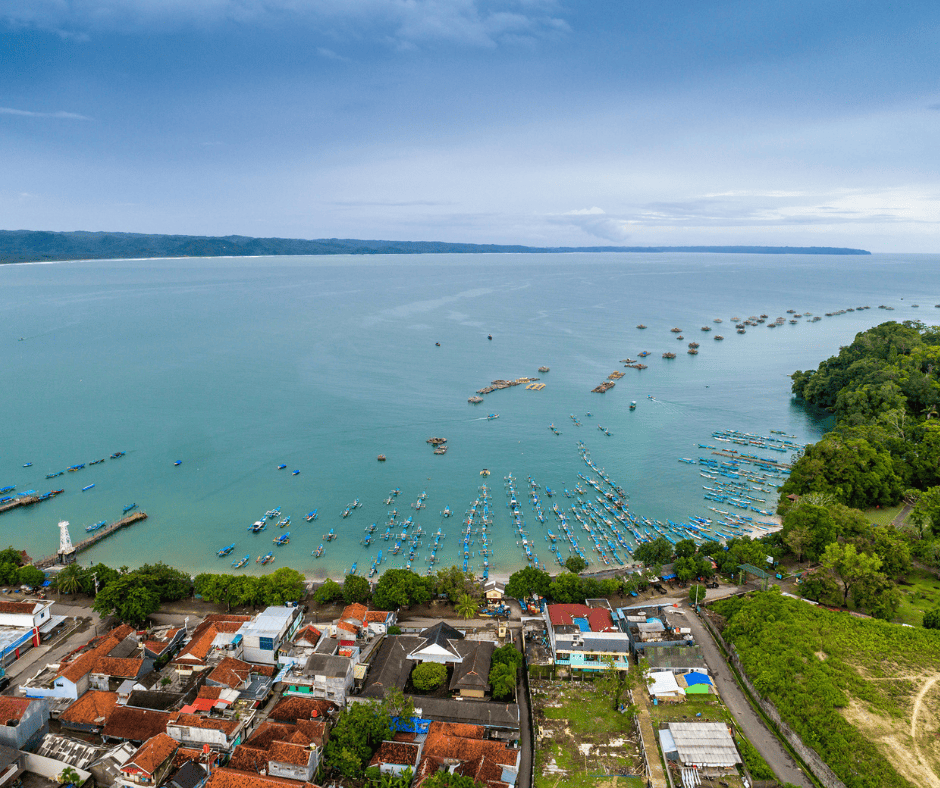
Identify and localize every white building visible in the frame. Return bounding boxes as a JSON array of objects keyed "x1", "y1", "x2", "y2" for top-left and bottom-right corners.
[{"x1": 236, "y1": 607, "x2": 303, "y2": 665}]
